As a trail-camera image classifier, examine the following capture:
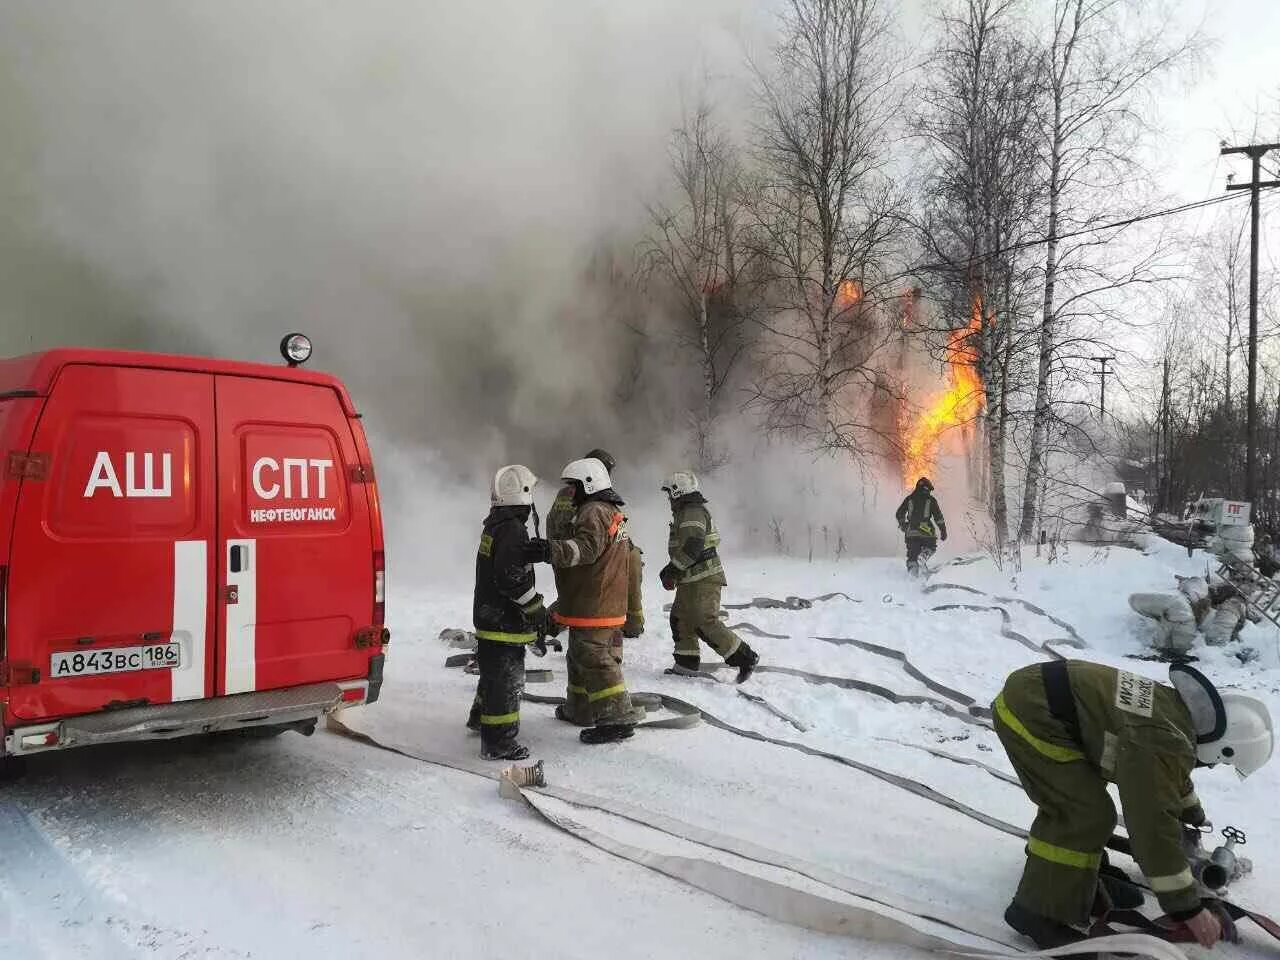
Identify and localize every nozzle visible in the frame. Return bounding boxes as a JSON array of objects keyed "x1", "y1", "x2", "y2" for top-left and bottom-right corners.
[{"x1": 498, "y1": 759, "x2": 546, "y2": 799}]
